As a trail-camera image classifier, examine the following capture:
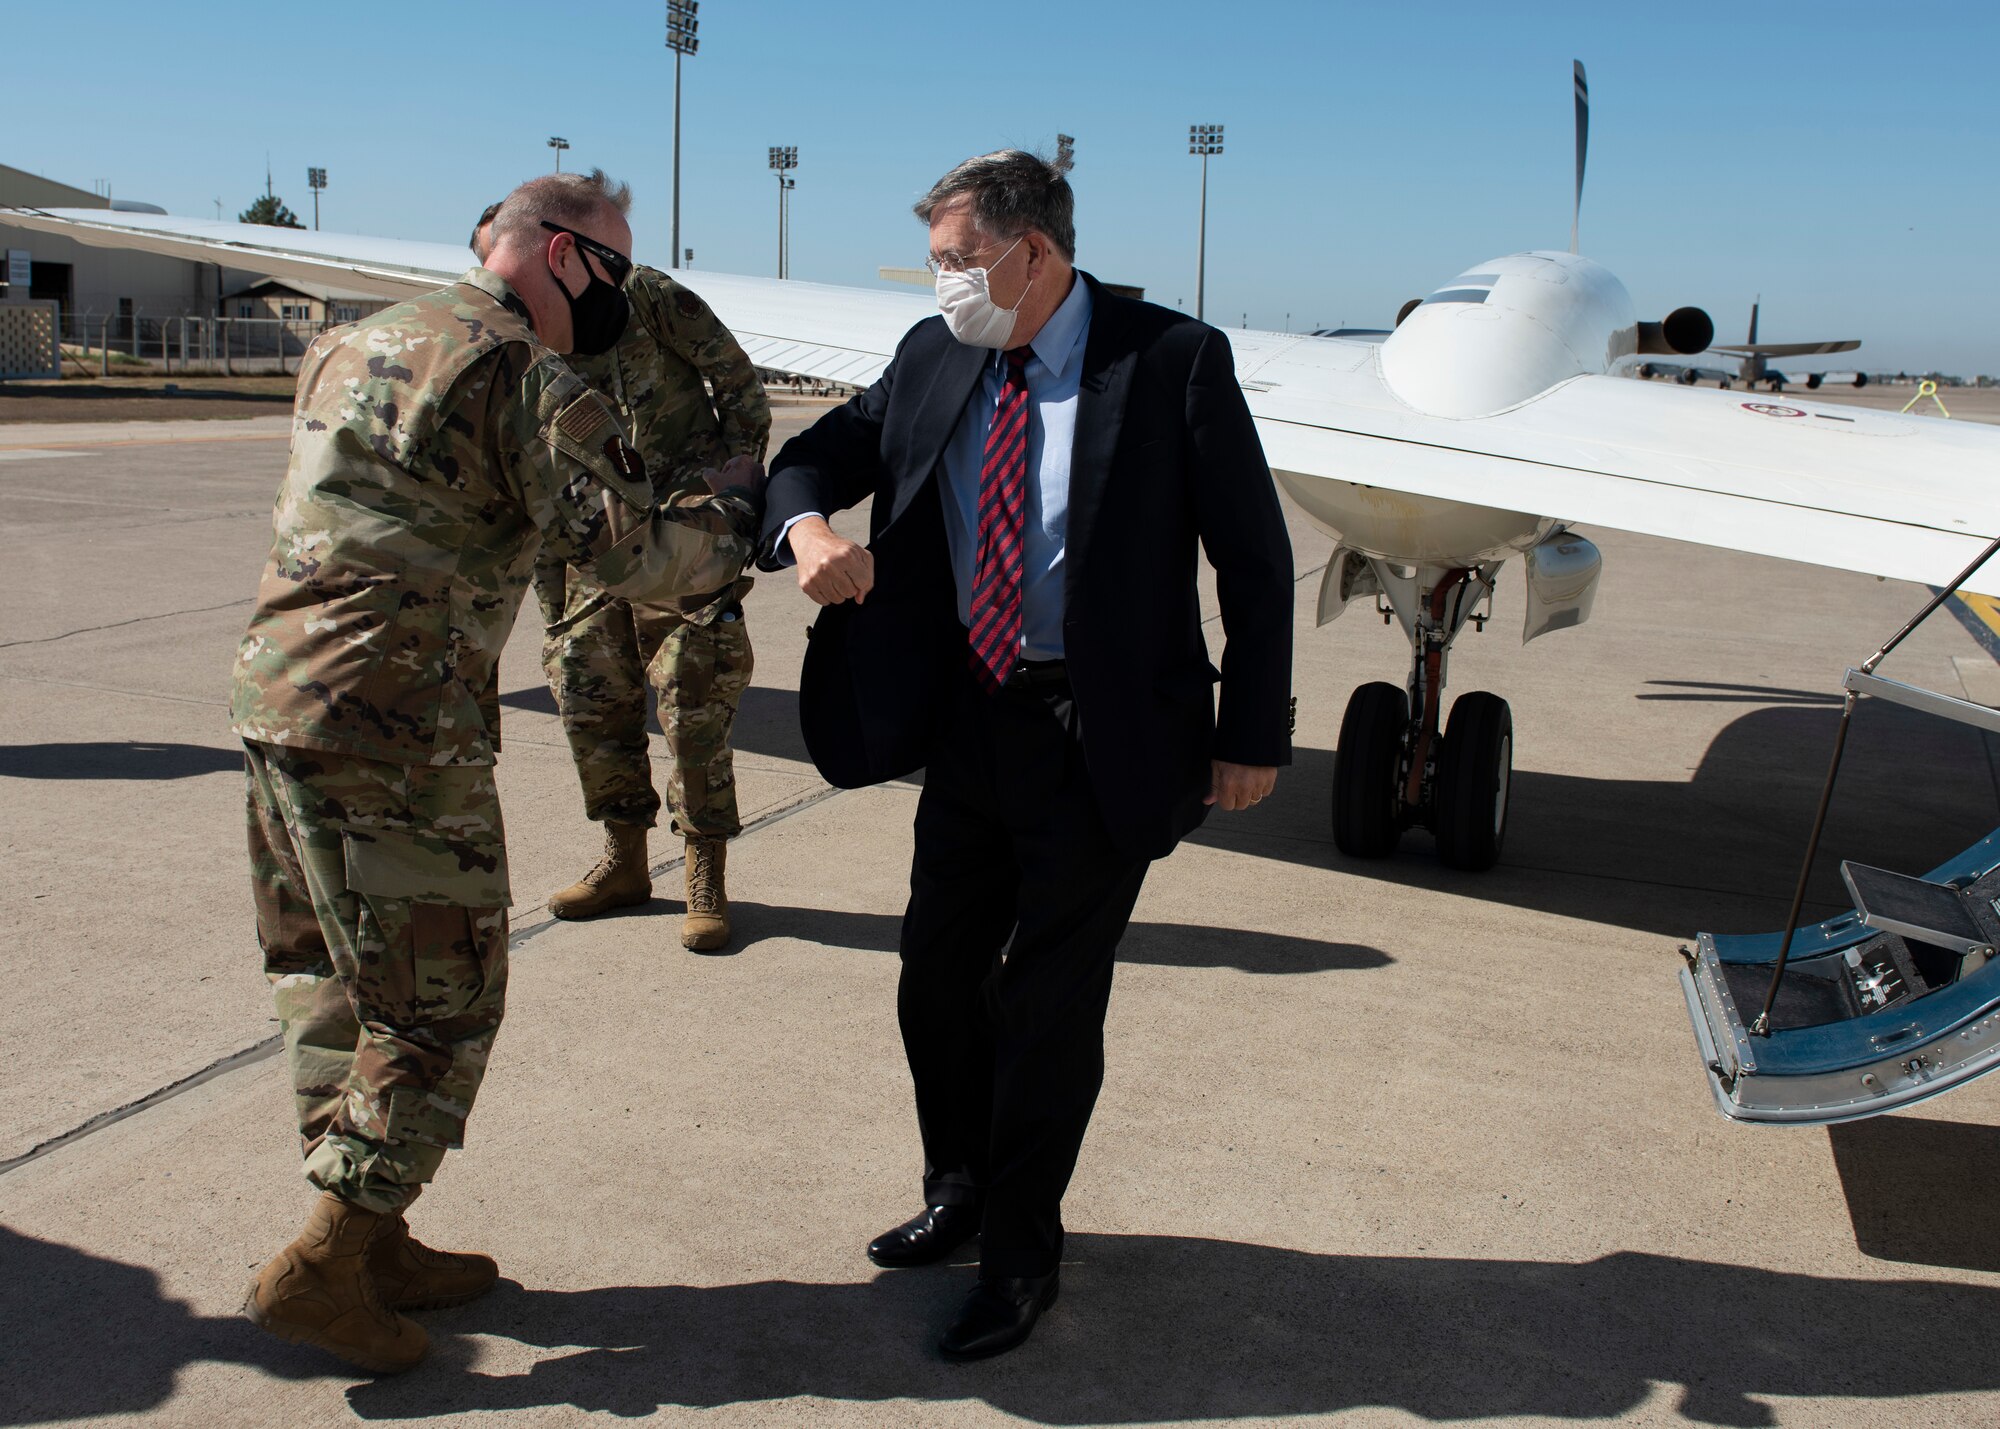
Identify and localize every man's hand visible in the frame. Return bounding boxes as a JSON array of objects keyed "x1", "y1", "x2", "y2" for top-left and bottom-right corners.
[
  {"x1": 788, "y1": 515, "x2": 875, "y2": 605},
  {"x1": 1206, "y1": 760, "x2": 1277, "y2": 812},
  {"x1": 702, "y1": 453, "x2": 766, "y2": 500}
]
